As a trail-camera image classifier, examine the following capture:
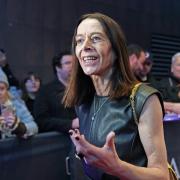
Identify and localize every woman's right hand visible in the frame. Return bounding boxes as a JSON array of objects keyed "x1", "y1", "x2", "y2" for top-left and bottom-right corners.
[{"x1": 69, "y1": 129, "x2": 122, "y2": 177}]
